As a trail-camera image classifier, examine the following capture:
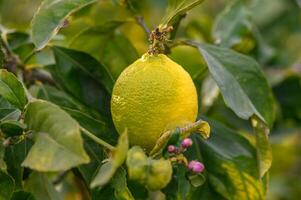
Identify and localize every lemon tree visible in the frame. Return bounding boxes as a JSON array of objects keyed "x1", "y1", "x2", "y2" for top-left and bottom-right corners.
[{"x1": 0, "y1": 0, "x2": 299, "y2": 199}]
